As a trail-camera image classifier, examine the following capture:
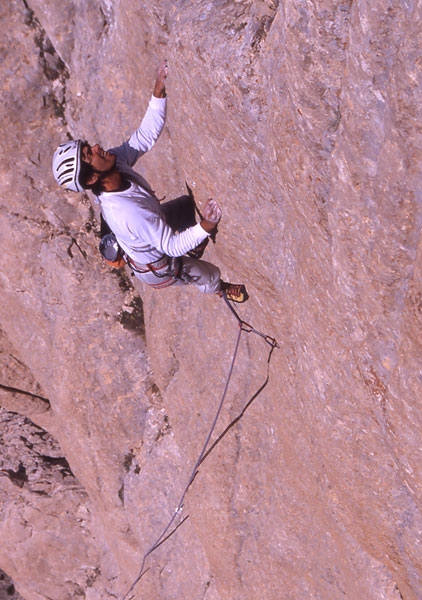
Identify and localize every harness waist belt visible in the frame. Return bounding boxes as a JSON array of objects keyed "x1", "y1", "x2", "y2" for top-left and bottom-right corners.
[
  {"x1": 127, "y1": 255, "x2": 182, "y2": 289},
  {"x1": 127, "y1": 255, "x2": 168, "y2": 273}
]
